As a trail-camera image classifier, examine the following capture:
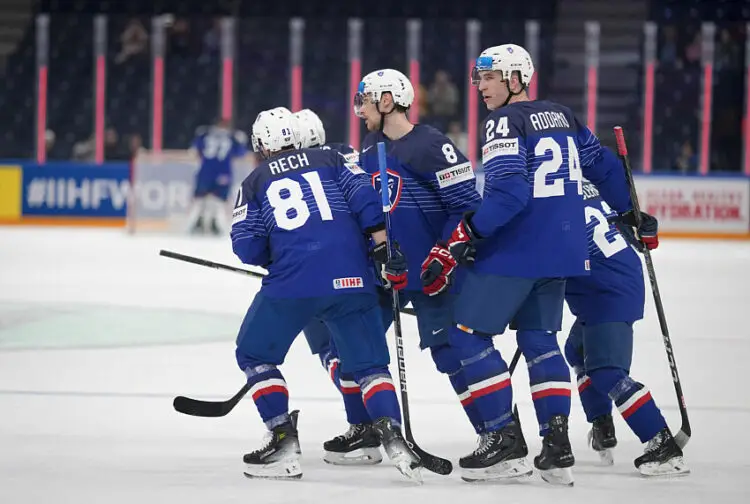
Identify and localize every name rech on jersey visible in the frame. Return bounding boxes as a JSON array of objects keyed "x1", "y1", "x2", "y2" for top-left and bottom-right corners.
[
  {"x1": 482, "y1": 138, "x2": 519, "y2": 163},
  {"x1": 436, "y1": 161, "x2": 474, "y2": 189}
]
